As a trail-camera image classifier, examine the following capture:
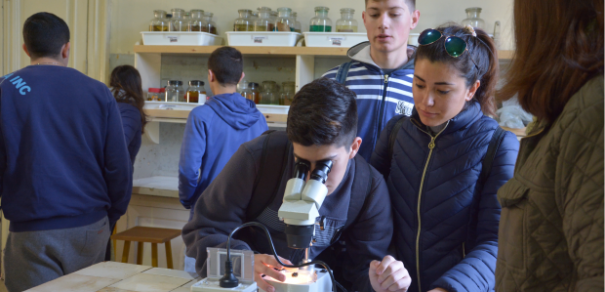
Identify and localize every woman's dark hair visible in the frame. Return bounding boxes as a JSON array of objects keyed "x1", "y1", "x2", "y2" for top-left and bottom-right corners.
[
  {"x1": 498, "y1": 0, "x2": 603, "y2": 123},
  {"x1": 415, "y1": 24, "x2": 499, "y2": 116},
  {"x1": 23, "y1": 12, "x2": 70, "y2": 59},
  {"x1": 287, "y1": 78, "x2": 358, "y2": 147},
  {"x1": 109, "y1": 65, "x2": 147, "y2": 132}
]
